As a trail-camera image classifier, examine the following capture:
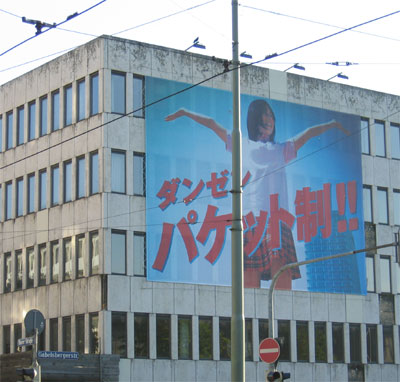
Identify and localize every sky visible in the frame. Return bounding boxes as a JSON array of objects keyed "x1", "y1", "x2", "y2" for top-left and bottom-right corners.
[{"x1": 1, "y1": 0, "x2": 400, "y2": 95}]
